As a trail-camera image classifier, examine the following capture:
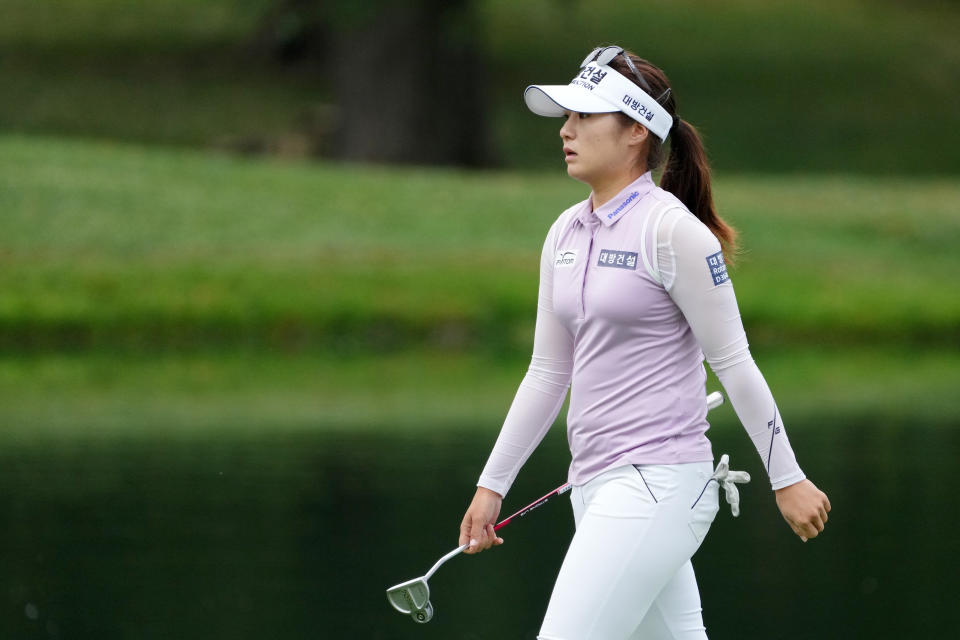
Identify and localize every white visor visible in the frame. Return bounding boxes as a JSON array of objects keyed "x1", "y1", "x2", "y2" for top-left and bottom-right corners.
[{"x1": 524, "y1": 62, "x2": 672, "y2": 141}]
